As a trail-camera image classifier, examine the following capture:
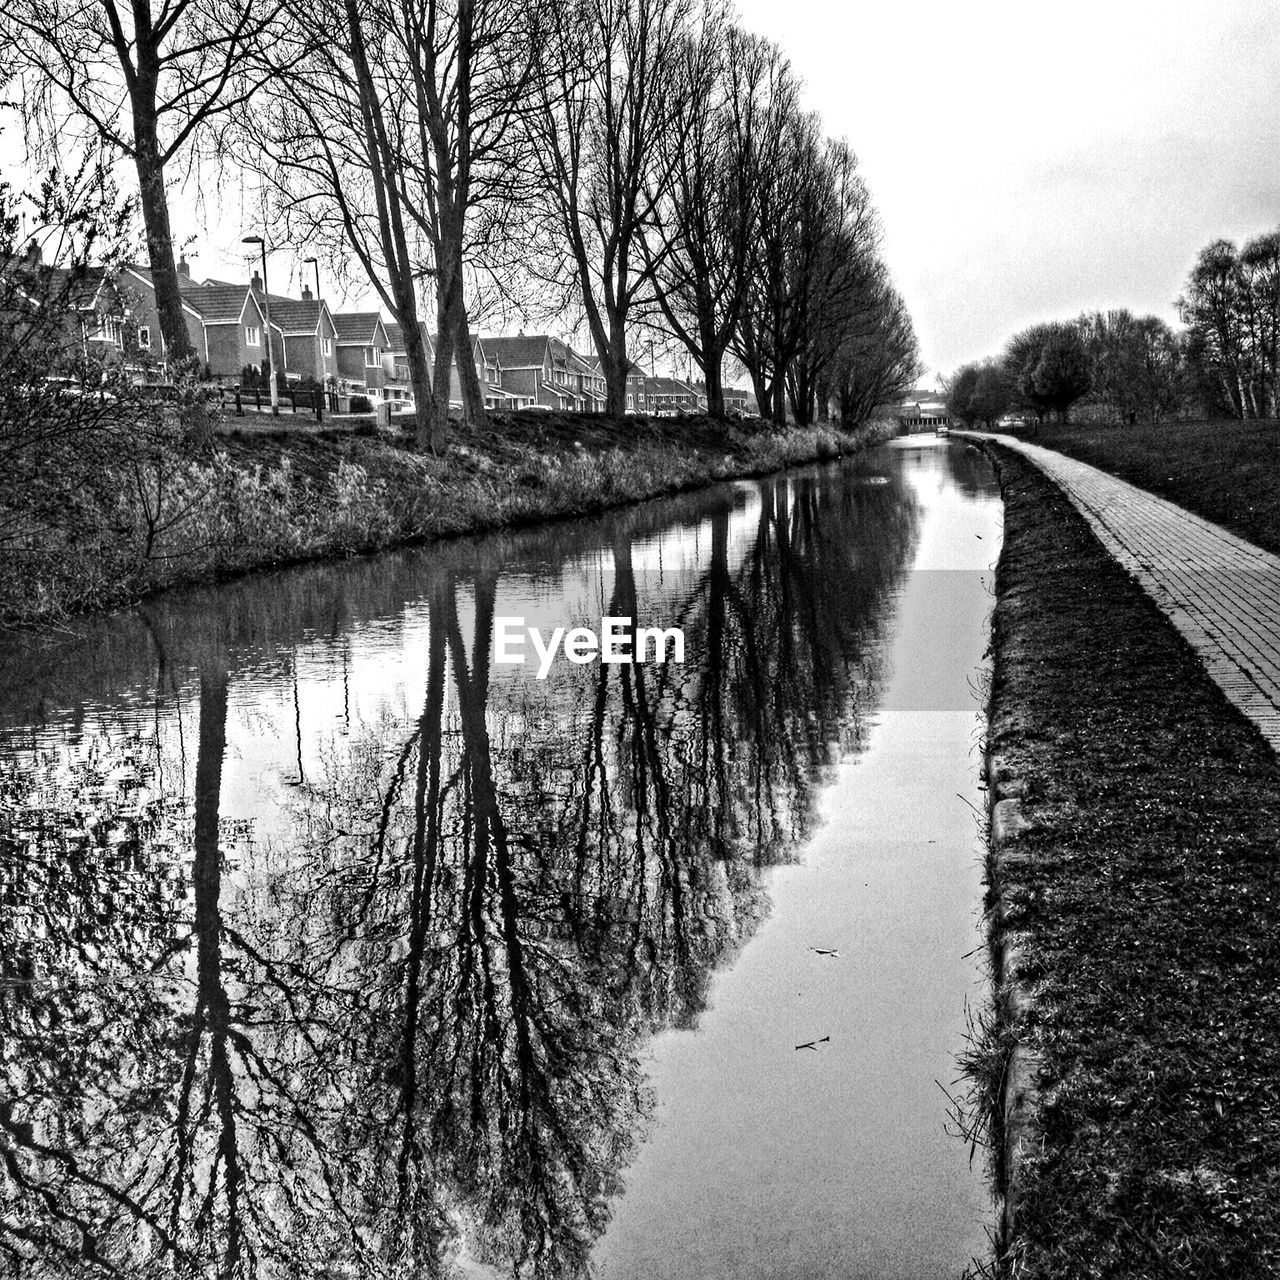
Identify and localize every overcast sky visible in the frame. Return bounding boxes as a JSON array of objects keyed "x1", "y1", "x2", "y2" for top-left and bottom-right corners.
[
  {"x1": 5, "y1": 0, "x2": 1279, "y2": 383},
  {"x1": 733, "y1": 0, "x2": 1280, "y2": 381}
]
